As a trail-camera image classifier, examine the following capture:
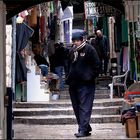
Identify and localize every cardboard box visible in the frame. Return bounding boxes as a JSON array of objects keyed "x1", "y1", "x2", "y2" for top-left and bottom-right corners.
[{"x1": 125, "y1": 118, "x2": 137, "y2": 138}]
